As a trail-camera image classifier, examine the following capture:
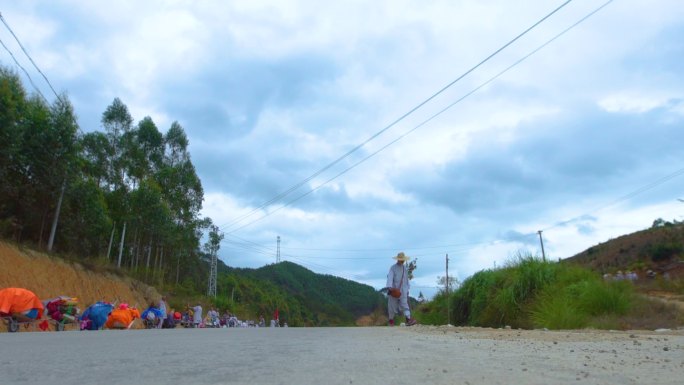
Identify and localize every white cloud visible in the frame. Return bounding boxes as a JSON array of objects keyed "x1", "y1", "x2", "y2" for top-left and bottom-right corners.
[
  {"x1": 598, "y1": 93, "x2": 674, "y2": 114},
  {"x1": 2, "y1": 0, "x2": 684, "y2": 296}
]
